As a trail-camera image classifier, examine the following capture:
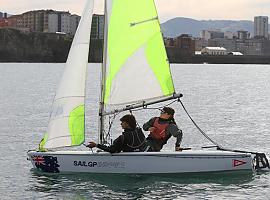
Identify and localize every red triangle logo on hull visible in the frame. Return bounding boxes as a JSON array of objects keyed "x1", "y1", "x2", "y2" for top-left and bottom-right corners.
[{"x1": 233, "y1": 159, "x2": 247, "y2": 167}]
